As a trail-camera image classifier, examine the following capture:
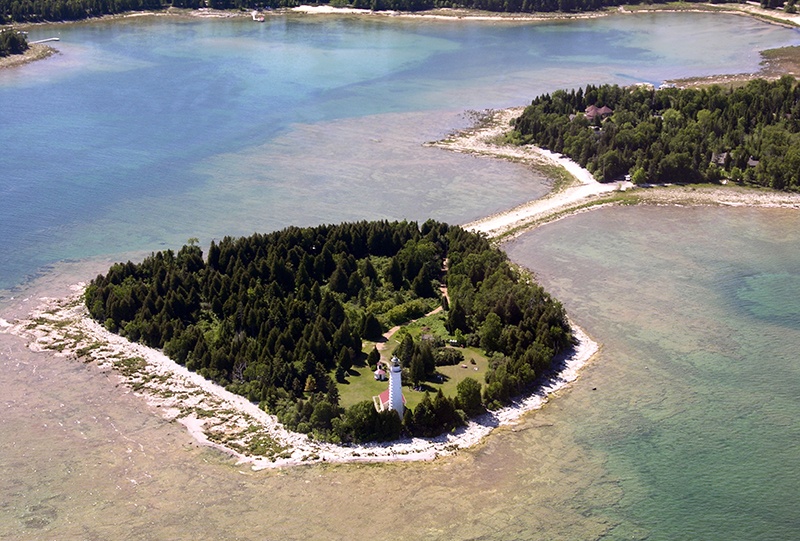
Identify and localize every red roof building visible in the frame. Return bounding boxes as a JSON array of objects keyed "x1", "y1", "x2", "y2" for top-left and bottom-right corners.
[
  {"x1": 375, "y1": 389, "x2": 406, "y2": 412},
  {"x1": 585, "y1": 104, "x2": 613, "y2": 121}
]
